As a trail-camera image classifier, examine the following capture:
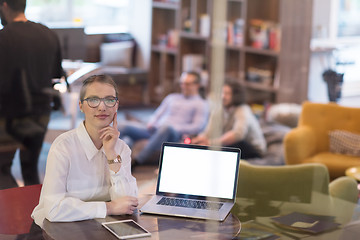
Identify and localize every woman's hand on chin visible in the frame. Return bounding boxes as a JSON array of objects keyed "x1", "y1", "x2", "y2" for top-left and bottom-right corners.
[{"x1": 99, "y1": 112, "x2": 120, "y2": 159}]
